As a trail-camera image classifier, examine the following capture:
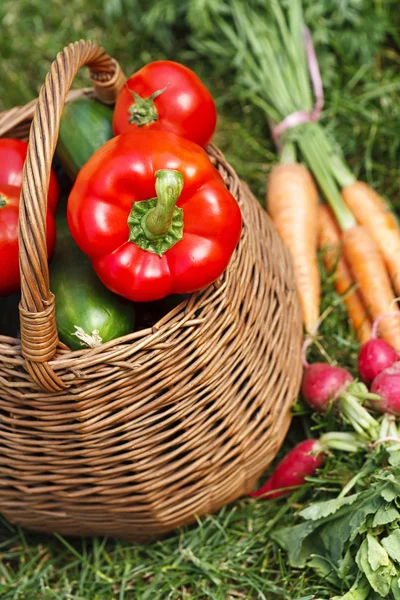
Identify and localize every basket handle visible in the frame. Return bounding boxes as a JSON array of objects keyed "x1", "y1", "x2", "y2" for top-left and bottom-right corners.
[{"x1": 18, "y1": 41, "x2": 126, "y2": 392}]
